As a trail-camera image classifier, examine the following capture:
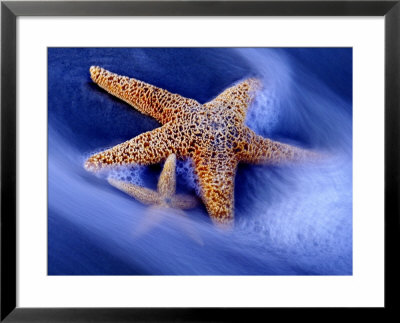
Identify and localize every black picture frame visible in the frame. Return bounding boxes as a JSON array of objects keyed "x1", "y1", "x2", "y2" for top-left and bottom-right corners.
[{"x1": 1, "y1": 0, "x2": 399, "y2": 321}]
